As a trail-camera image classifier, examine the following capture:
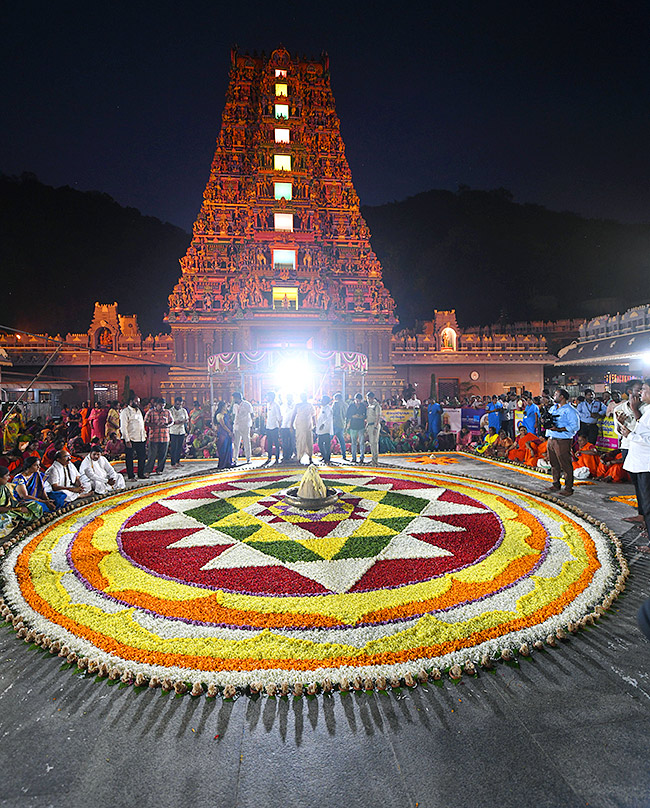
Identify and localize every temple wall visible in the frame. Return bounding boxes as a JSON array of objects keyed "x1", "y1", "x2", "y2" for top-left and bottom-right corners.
[{"x1": 396, "y1": 361, "x2": 546, "y2": 398}]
